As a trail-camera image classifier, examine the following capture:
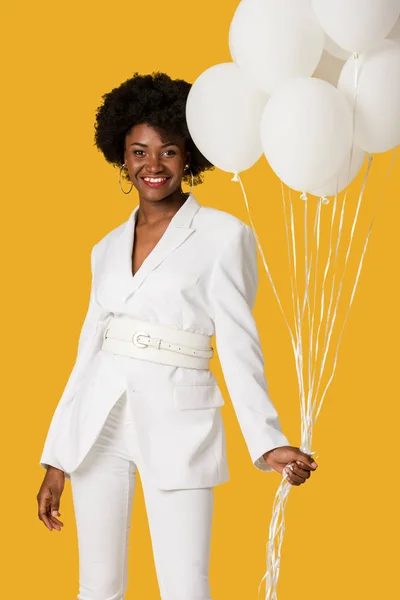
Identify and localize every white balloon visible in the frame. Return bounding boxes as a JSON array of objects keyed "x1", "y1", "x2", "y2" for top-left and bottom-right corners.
[
  {"x1": 324, "y1": 33, "x2": 351, "y2": 61},
  {"x1": 310, "y1": 146, "x2": 366, "y2": 197},
  {"x1": 313, "y1": 51, "x2": 345, "y2": 87},
  {"x1": 312, "y1": 0, "x2": 400, "y2": 53},
  {"x1": 185, "y1": 62, "x2": 268, "y2": 174},
  {"x1": 260, "y1": 77, "x2": 353, "y2": 192},
  {"x1": 338, "y1": 39, "x2": 400, "y2": 153},
  {"x1": 387, "y1": 18, "x2": 400, "y2": 43},
  {"x1": 229, "y1": 0, "x2": 324, "y2": 95}
]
